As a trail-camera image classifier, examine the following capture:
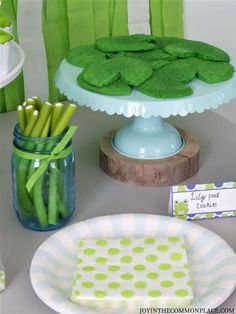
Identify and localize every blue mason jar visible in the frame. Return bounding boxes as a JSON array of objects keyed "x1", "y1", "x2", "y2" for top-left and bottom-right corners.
[{"x1": 11, "y1": 124, "x2": 75, "y2": 231}]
